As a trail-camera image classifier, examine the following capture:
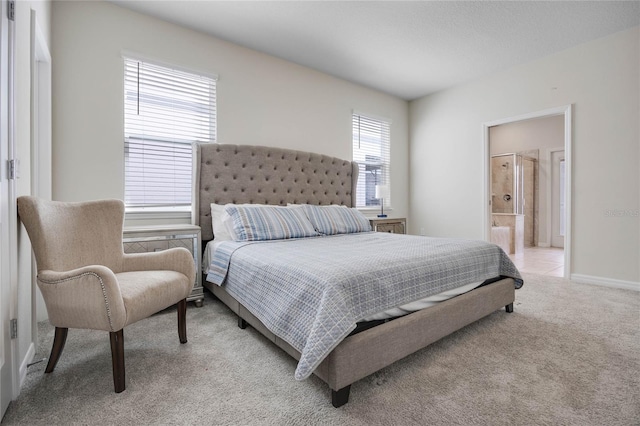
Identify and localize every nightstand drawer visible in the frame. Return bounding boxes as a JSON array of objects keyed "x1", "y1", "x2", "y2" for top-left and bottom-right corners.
[{"x1": 369, "y1": 218, "x2": 406, "y2": 234}]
